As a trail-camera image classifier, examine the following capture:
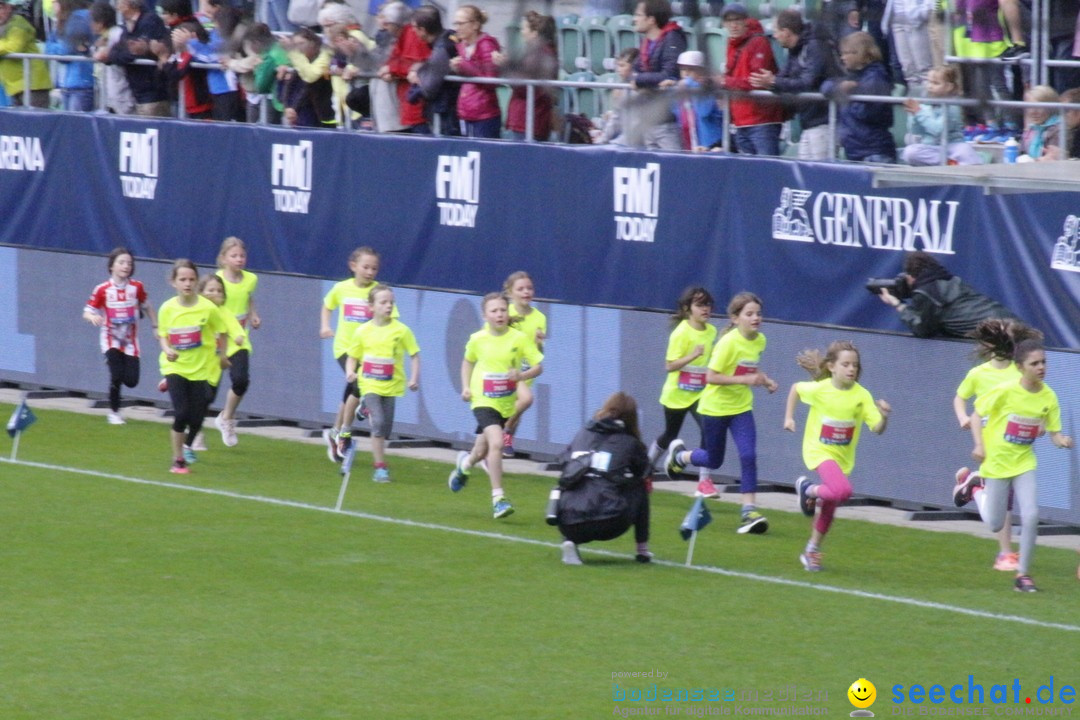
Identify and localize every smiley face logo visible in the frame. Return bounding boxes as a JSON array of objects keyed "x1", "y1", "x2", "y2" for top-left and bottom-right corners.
[{"x1": 848, "y1": 678, "x2": 876, "y2": 709}]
